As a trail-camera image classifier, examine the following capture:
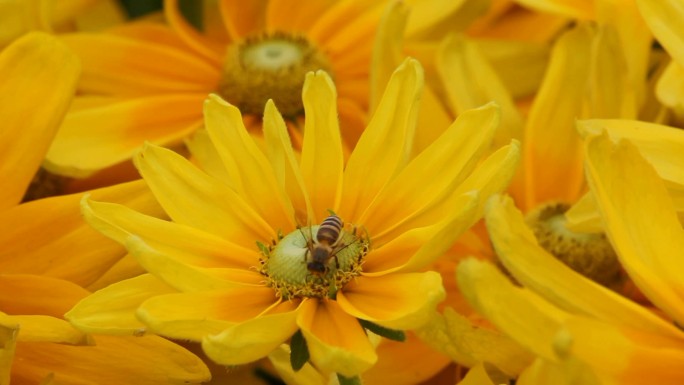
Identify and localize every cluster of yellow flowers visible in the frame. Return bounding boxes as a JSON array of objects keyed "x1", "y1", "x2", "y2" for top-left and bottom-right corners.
[{"x1": 2, "y1": 0, "x2": 684, "y2": 384}]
